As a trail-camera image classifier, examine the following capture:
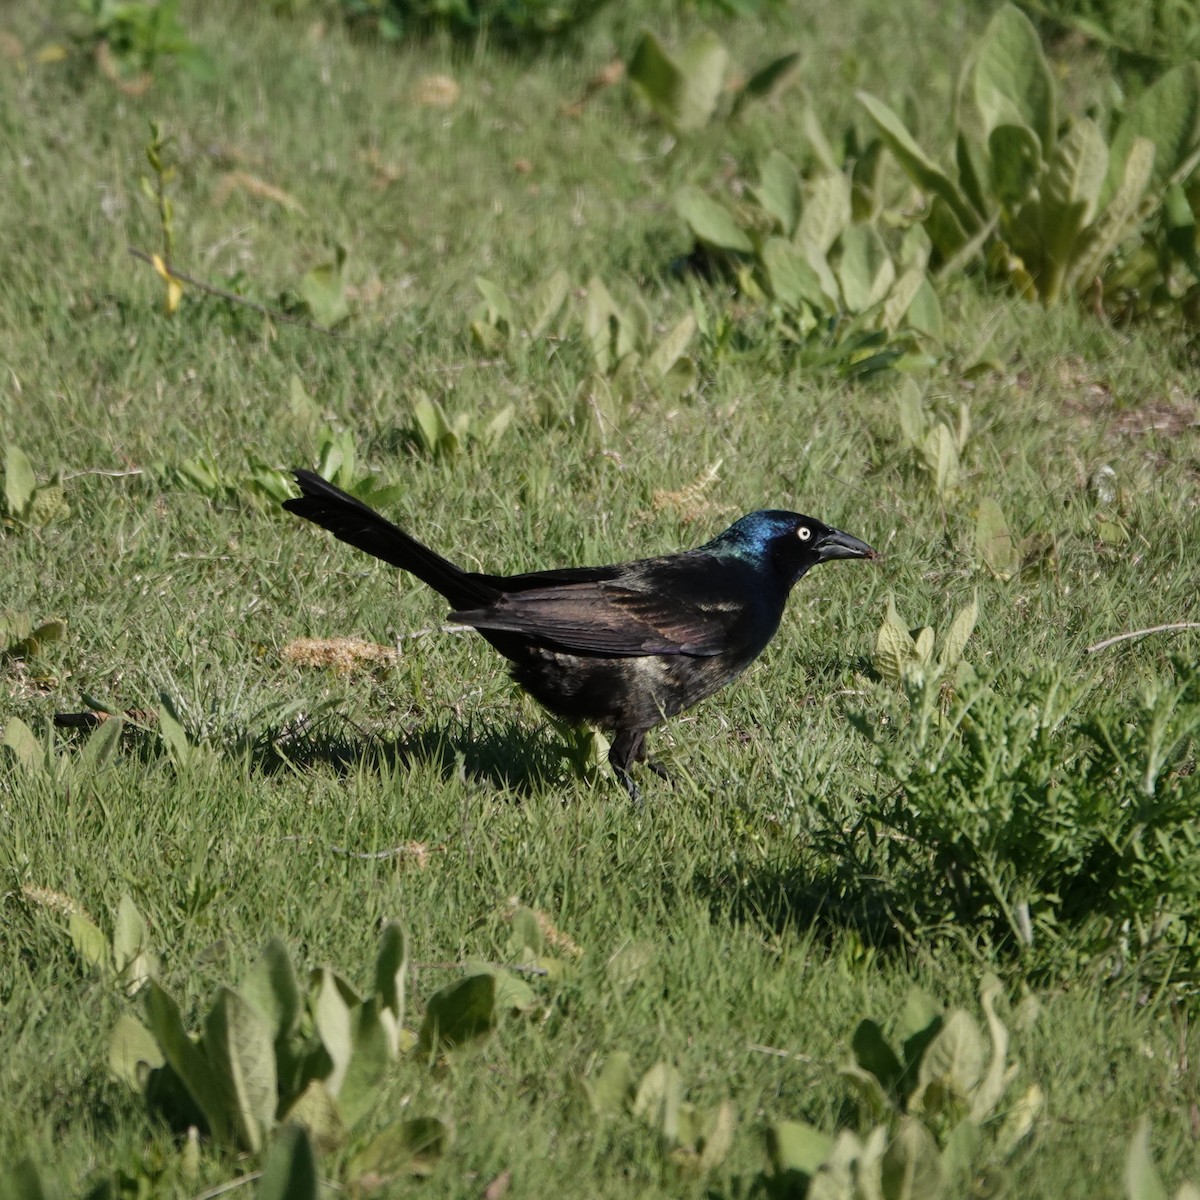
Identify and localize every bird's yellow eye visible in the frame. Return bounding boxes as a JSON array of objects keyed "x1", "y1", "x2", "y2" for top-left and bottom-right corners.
[{"x1": 797, "y1": 526, "x2": 812, "y2": 541}]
